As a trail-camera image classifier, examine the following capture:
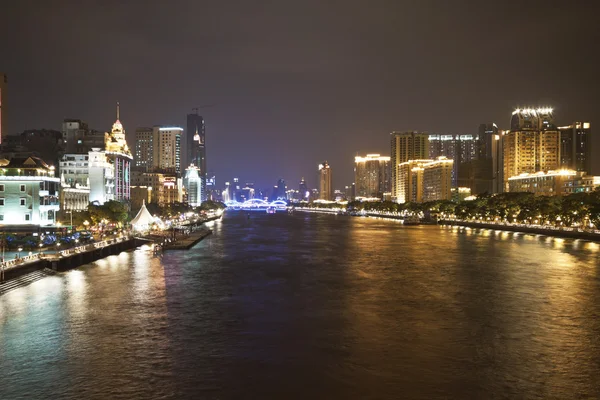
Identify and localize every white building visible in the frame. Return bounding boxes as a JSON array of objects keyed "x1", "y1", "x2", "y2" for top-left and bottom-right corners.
[
  {"x1": 184, "y1": 164, "x2": 202, "y2": 206},
  {"x1": 0, "y1": 156, "x2": 60, "y2": 226},
  {"x1": 88, "y1": 149, "x2": 115, "y2": 204},
  {"x1": 59, "y1": 153, "x2": 90, "y2": 211}
]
